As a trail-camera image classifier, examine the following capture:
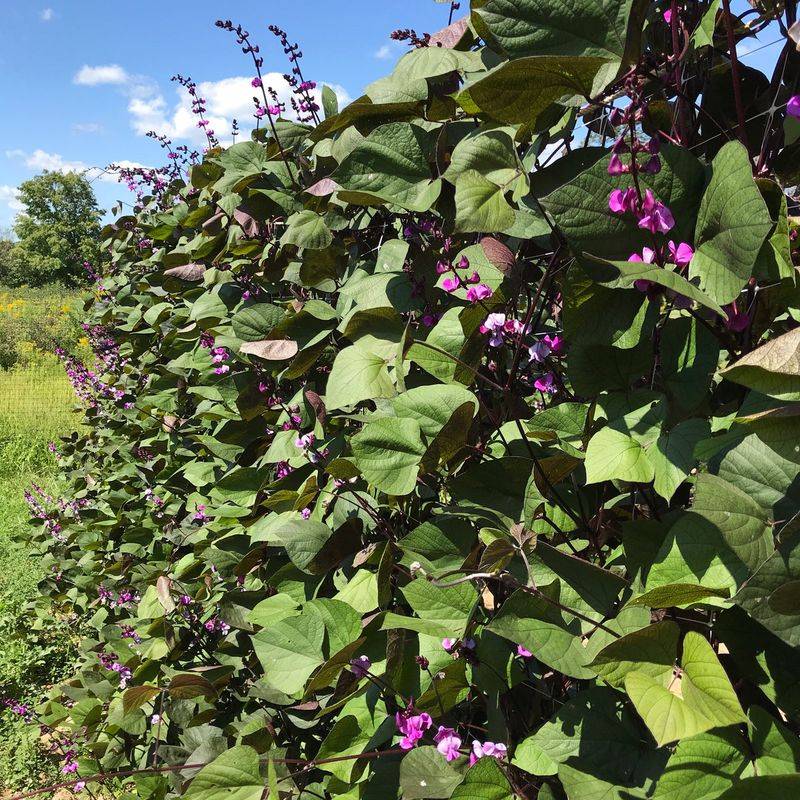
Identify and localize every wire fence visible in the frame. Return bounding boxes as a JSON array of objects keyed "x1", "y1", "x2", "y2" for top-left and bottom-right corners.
[{"x1": 0, "y1": 364, "x2": 77, "y2": 432}]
